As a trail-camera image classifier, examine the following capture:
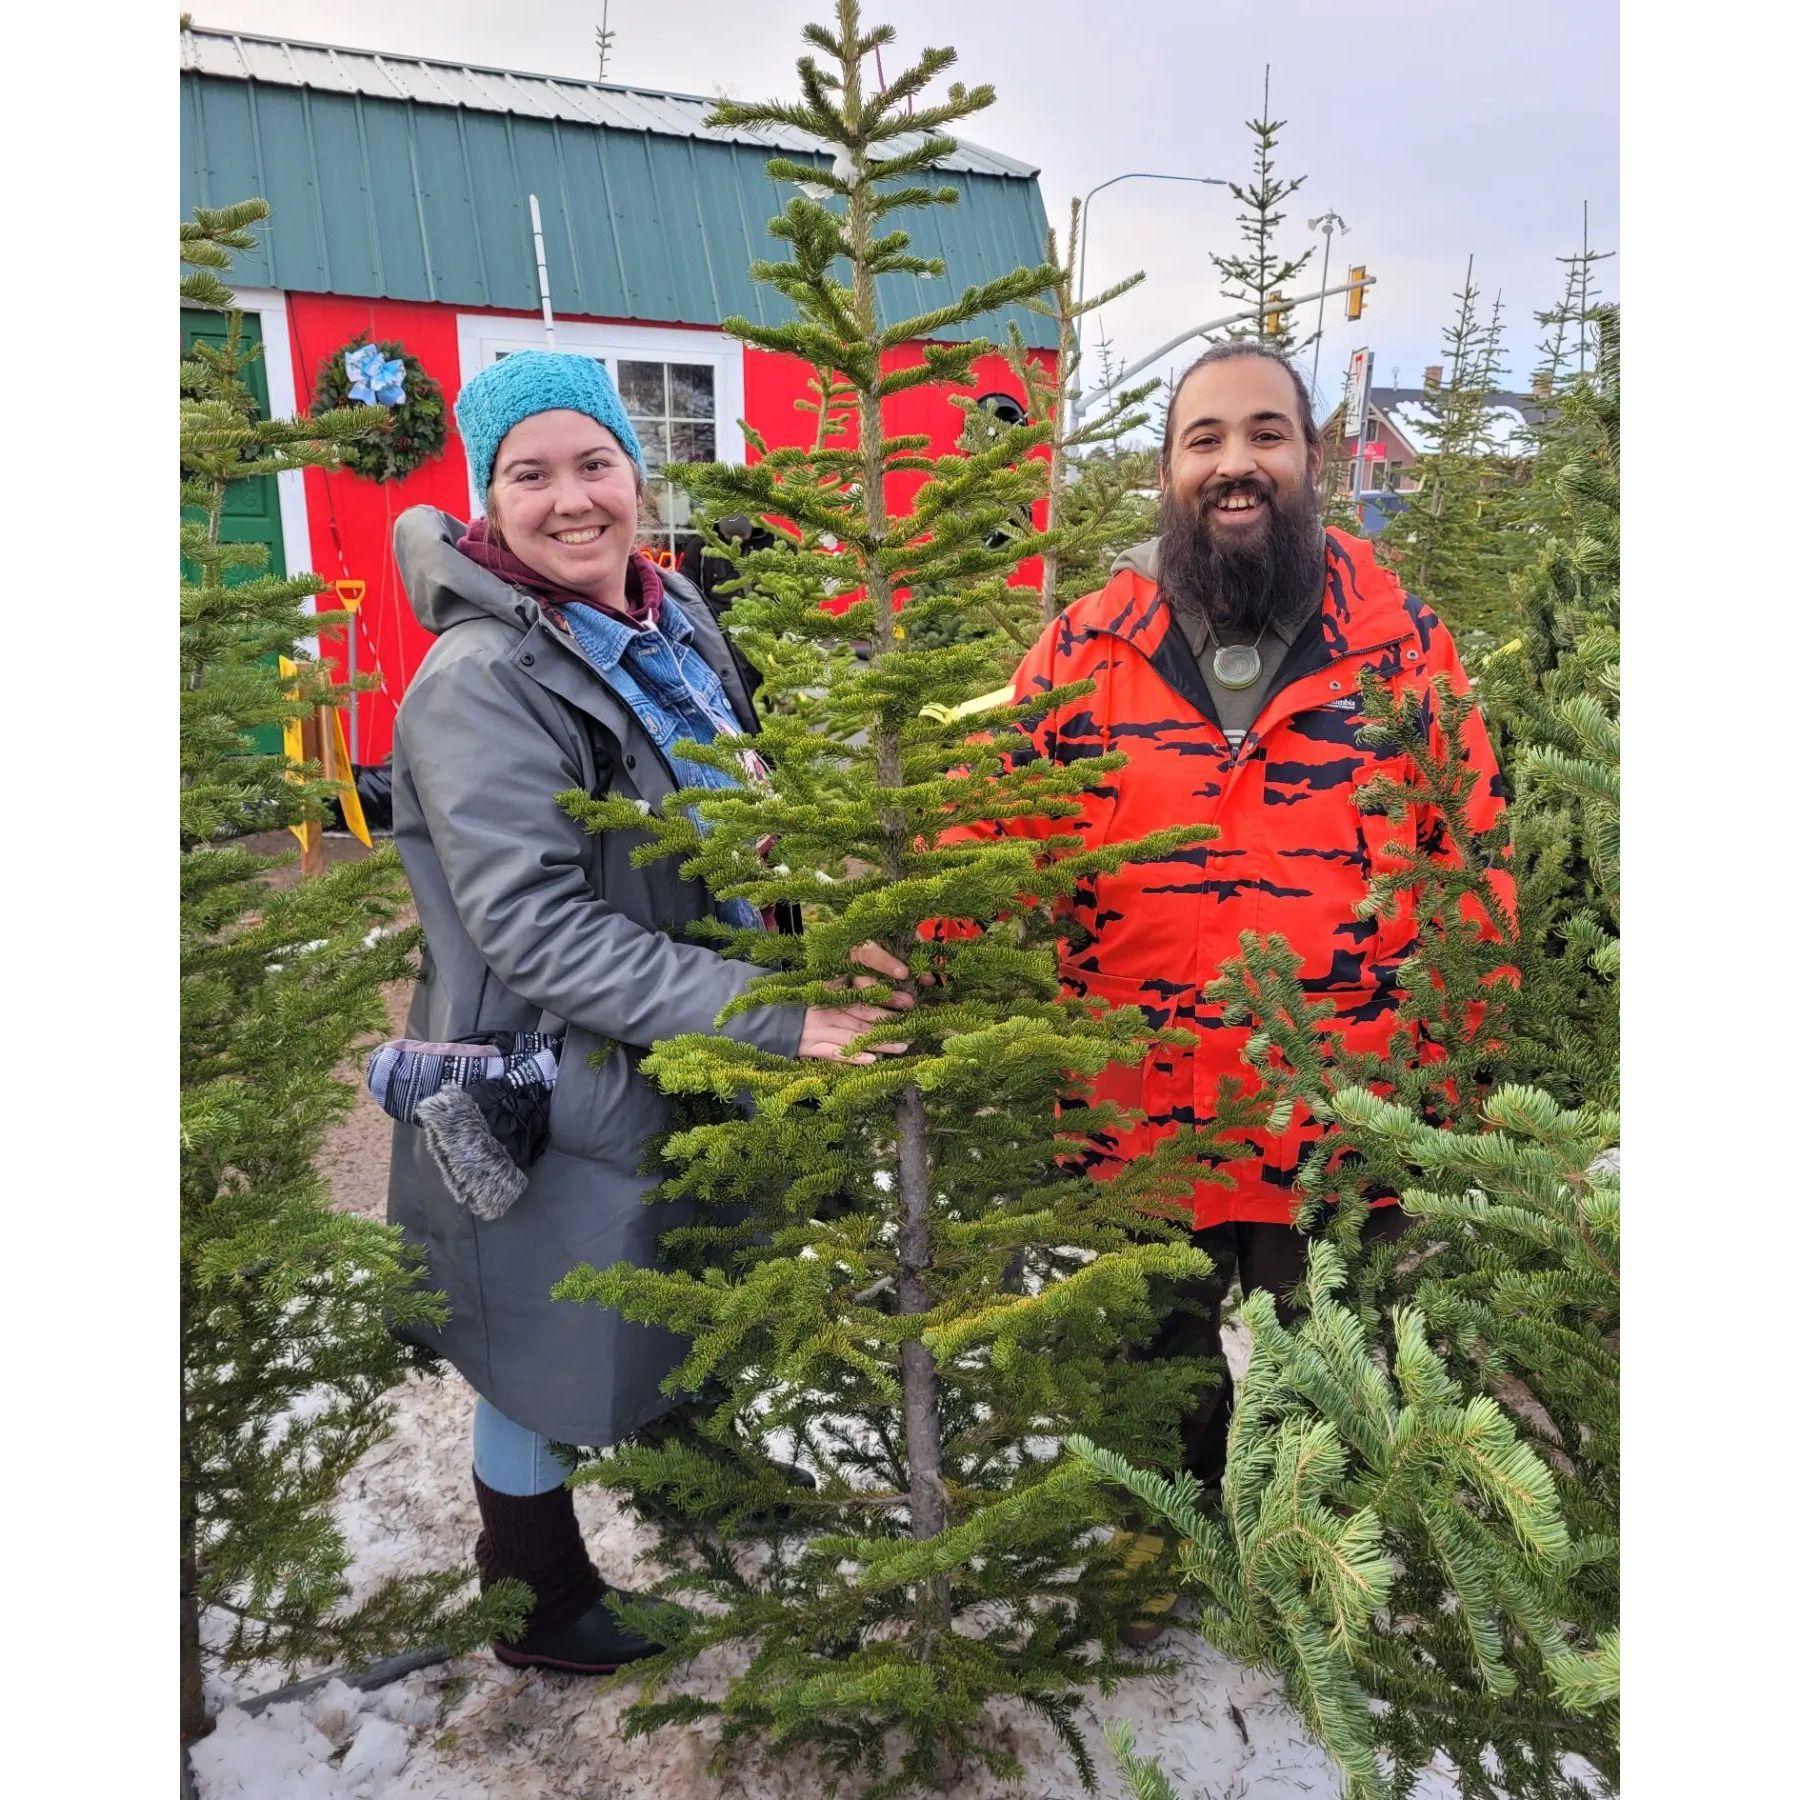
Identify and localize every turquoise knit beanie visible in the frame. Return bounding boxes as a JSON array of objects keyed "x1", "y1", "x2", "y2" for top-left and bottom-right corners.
[{"x1": 454, "y1": 351, "x2": 645, "y2": 510}]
